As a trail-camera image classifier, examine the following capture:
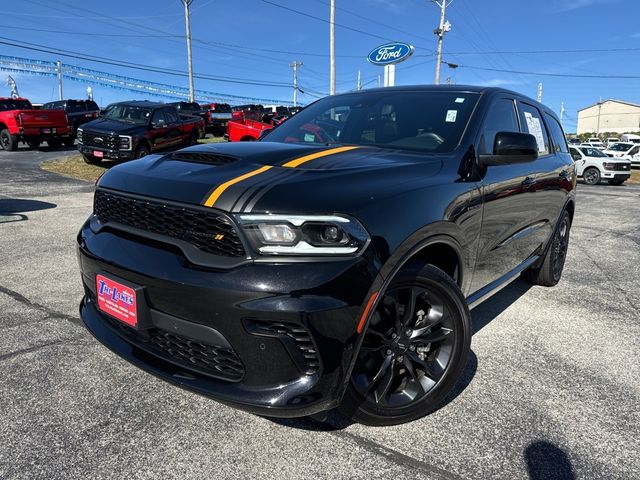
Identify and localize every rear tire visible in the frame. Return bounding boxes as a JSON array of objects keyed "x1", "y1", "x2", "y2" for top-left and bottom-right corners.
[
  {"x1": 26, "y1": 137, "x2": 40, "y2": 149},
  {"x1": 46, "y1": 139, "x2": 63, "y2": 149},
  {"x1": 82, "y1": 153, "x2": 101, "y2": 165},
  {"x1": 608, "y1": 179, "x2": 625, "y2": 186},
  {"x1": 0, "y1": 129, "x2": 18, "y2": 151},
  {"x1": 340, "y1": 264, "x2": 471, "y2": 426},
  {"x1": 583, "y1": 167, "x2": 600, "y2": 185},
  {"x1": 522, "y1": 210, "x2": 571, "y2": 287}
]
